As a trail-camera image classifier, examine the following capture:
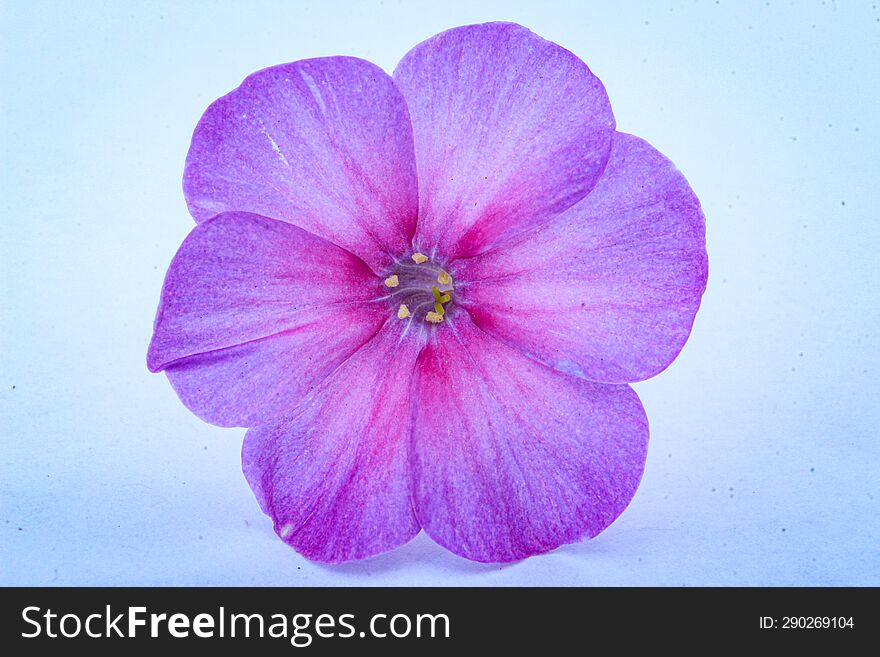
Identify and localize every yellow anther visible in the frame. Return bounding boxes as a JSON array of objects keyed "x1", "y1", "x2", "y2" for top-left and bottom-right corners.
[
  {"x1": 397, "y1": 304, "x2": 411, "y2": 319},
  {"x1": 425, "y1": 311, "x2": 444, "y2": 324},
  {"x1": 411, "y1": 252, "x2": 429, "y2": 264},
  {"x1": 384, "y1": 275, "x2": 399, "y2": 288},
  {"x1": 437, "y1": 271, "x2": 451, "y2": 286}
]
